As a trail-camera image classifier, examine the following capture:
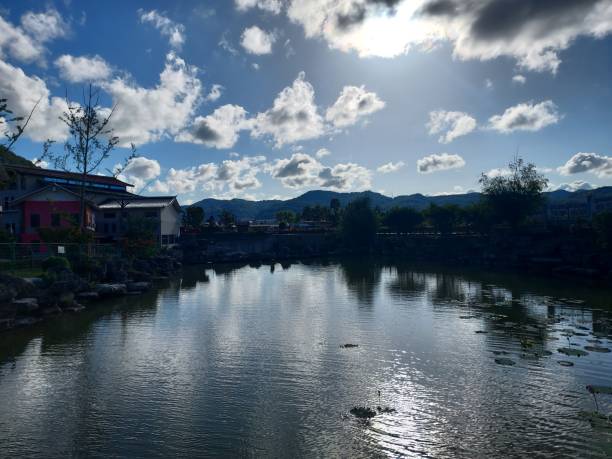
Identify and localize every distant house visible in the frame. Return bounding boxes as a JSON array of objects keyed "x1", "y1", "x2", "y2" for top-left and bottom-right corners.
[
  {"x1": 97, "y1": 196, "x2": 182, "y2": 247},
  {"x1": 0, "y1": 164, "x2": 181, "y2": 246}
]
